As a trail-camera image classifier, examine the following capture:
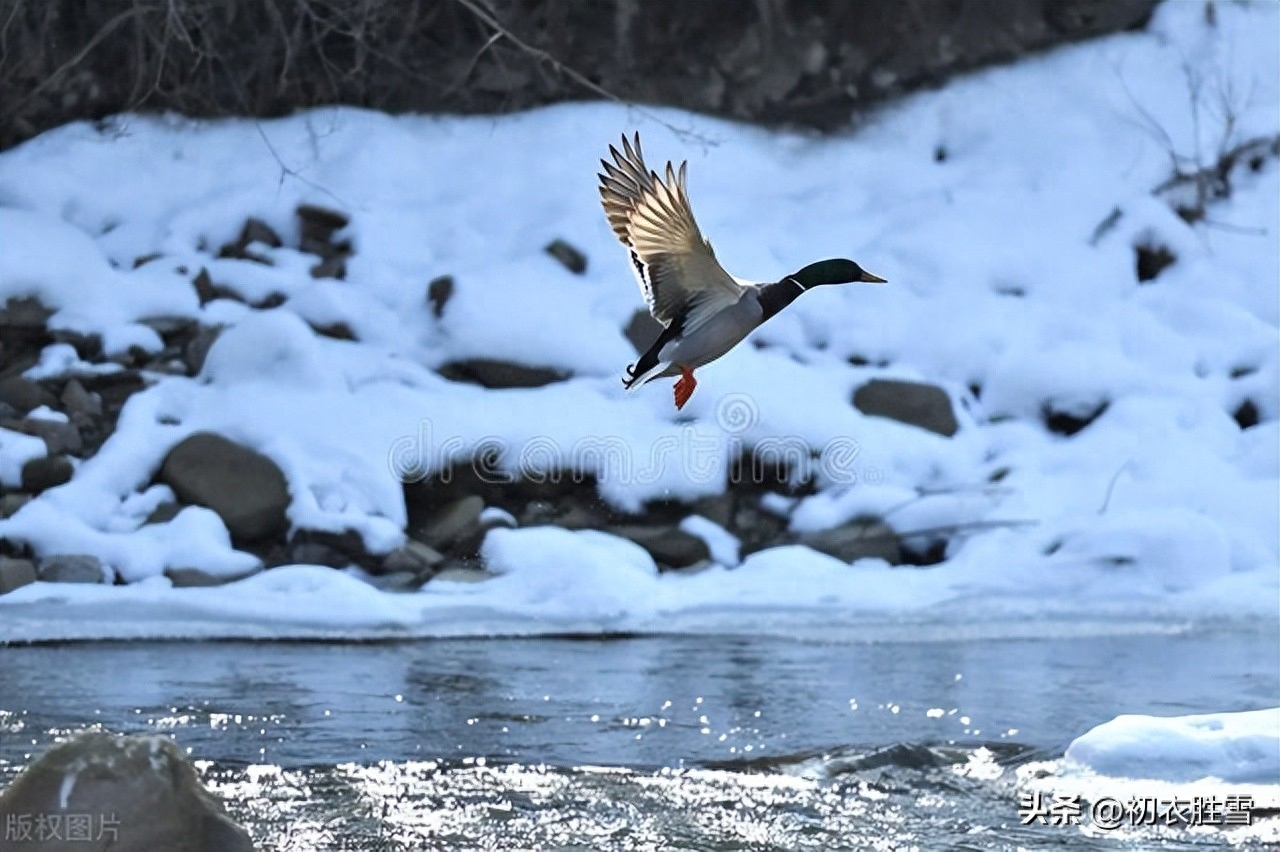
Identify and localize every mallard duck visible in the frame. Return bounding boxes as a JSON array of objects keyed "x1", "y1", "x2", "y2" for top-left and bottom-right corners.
[{"x1": 599, "y1": 133, "x2": 886, "y2": 410}]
